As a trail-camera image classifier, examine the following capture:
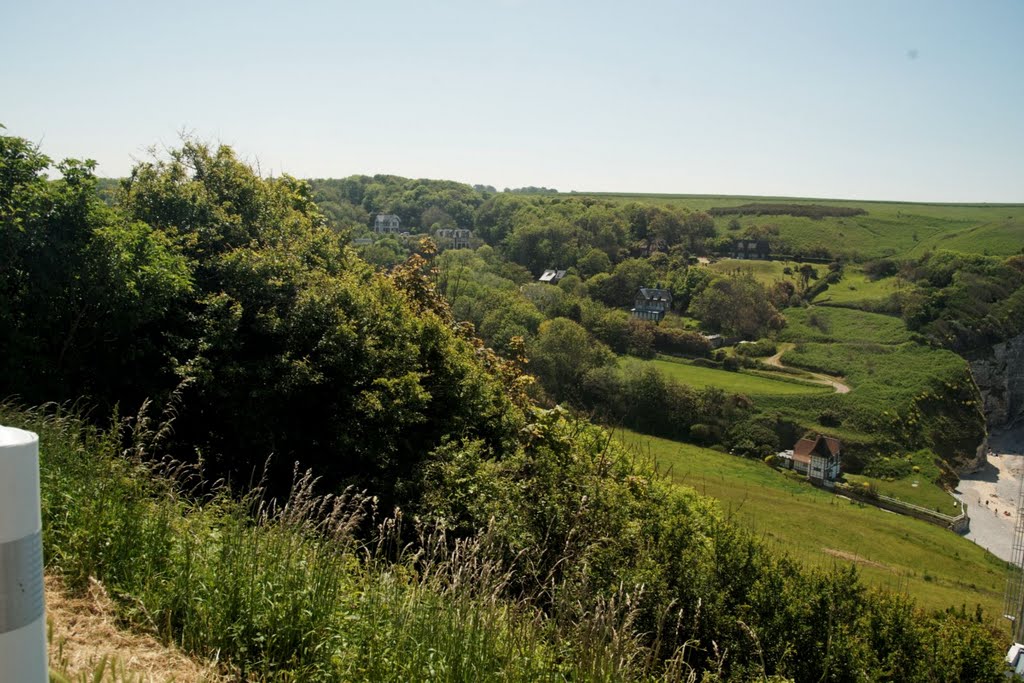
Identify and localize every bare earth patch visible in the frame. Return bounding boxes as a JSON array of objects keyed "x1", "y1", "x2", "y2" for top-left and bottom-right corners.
[
  {"x1": 47, "y1": 574, "x2": 224, "y2": 682},
  {"x1": 822, "y1": 547, "x2": 894, "y2": 572}
]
